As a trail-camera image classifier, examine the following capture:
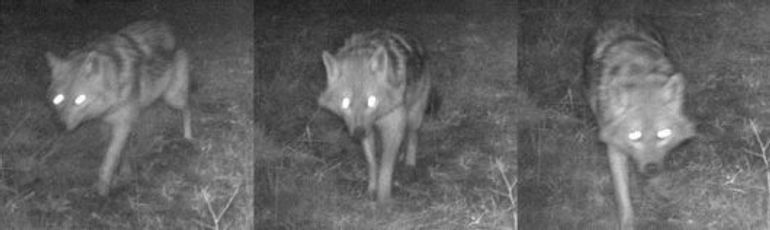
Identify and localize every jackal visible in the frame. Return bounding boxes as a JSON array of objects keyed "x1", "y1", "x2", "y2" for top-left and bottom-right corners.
[
  {"x1": 583, "y1": 18, "x2": 695, "y2": 230},
  {"x1": 46, "y1": 20, "x2": 192, "y2": 196},
  {"x1": 318, "y1": 30, "x2": 432, "y2": 204}
]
